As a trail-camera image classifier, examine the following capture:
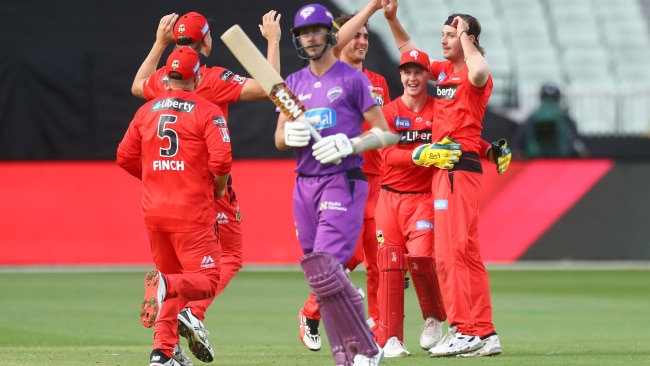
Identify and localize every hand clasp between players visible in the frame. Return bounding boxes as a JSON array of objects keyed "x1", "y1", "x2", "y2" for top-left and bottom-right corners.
[
  {"x1": 312, "y1": 133, "x2": 354, "y2": 164},
  {"x1": 412, "y1": 136, "x2": 462, "y2": 169}
]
